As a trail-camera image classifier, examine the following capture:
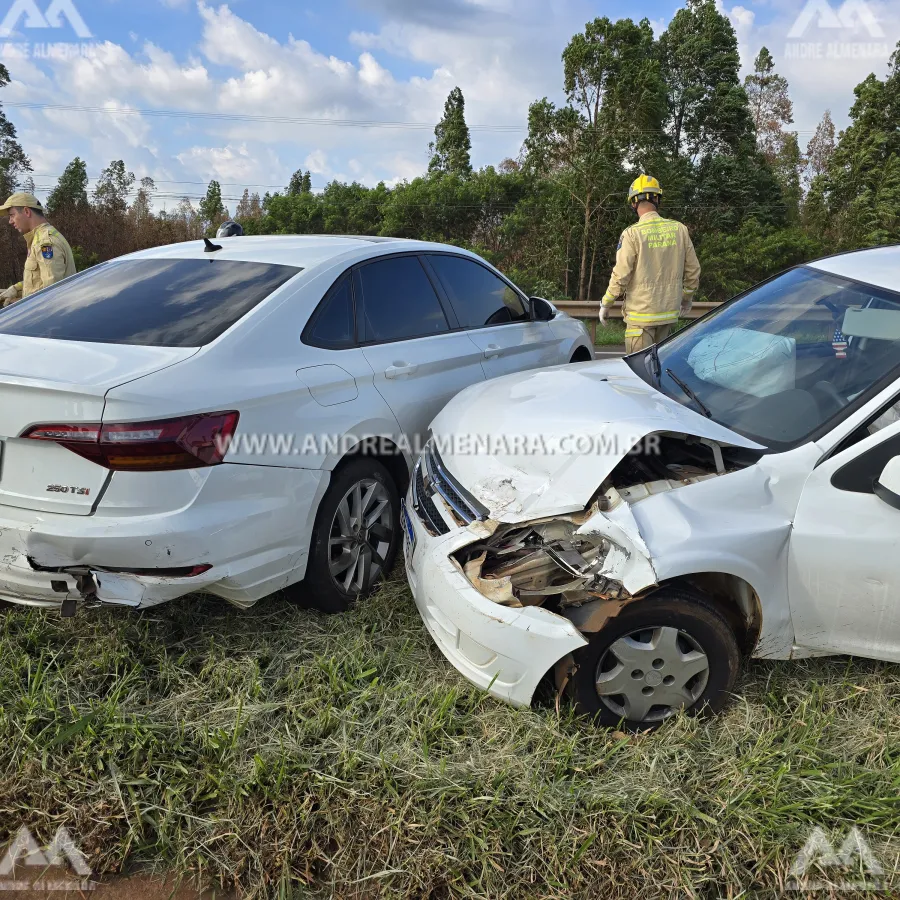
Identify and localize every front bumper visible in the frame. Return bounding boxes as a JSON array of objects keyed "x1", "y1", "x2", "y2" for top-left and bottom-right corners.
[{"x1": 405, "y1": 488, "x2": 587, "y2": 707}]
